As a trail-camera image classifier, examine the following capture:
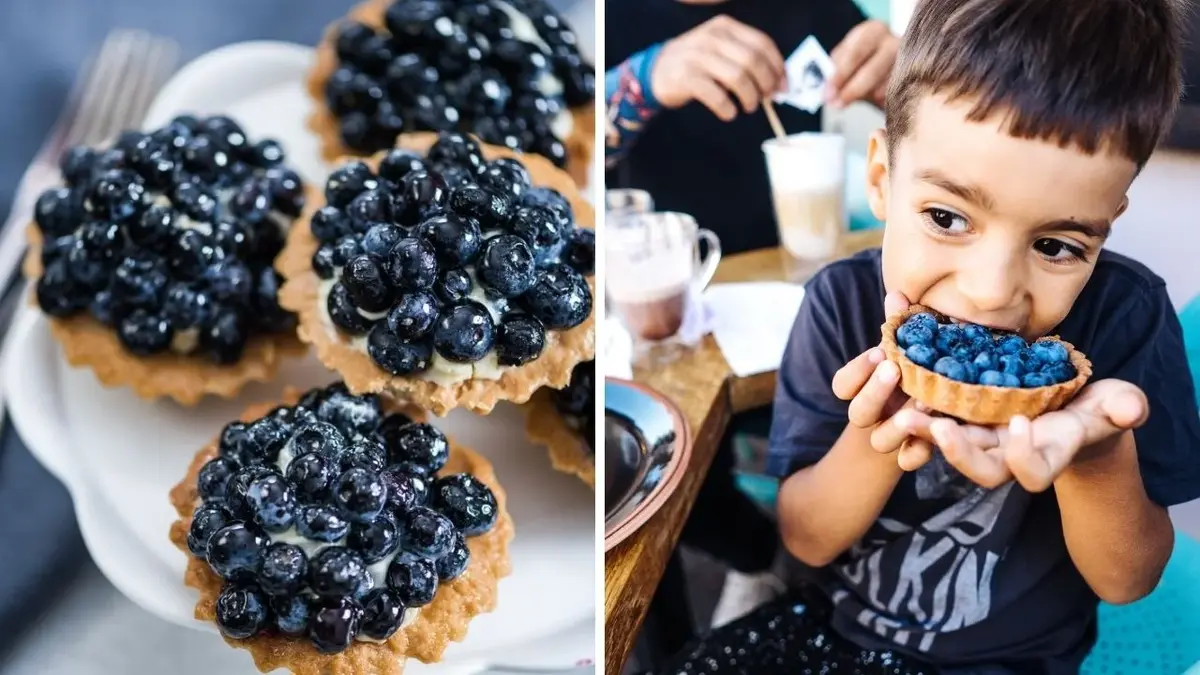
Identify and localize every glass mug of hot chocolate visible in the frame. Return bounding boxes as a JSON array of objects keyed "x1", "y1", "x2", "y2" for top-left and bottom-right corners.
[
  {"x1": 606, "y1": 211, "x2": 722, "y2": 343},
  {"x1": 762, "y1": 132, "x2": 847, "y2": 280}
]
